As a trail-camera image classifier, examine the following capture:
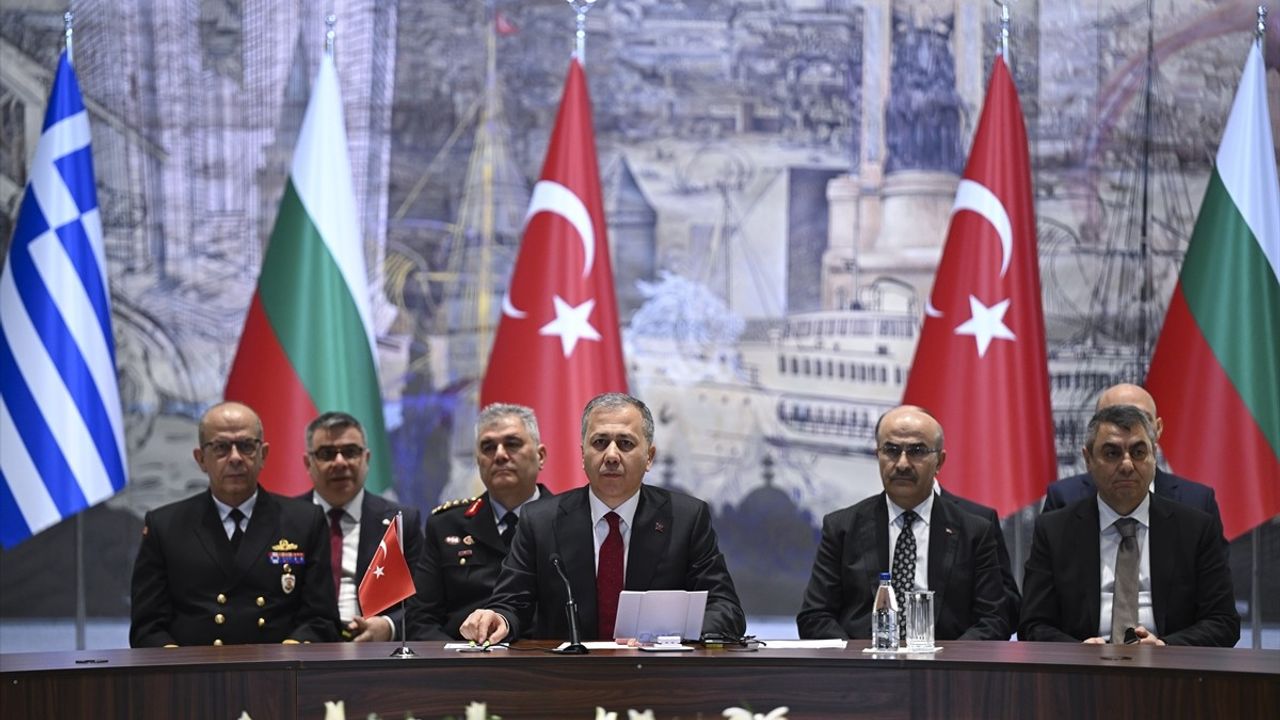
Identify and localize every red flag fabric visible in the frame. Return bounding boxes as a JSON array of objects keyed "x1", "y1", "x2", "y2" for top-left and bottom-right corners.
[
  {"x1": 357, "y1": 515, "x2": 416, "y2": 617},
  {"x1": 480, "y1": 59, "x2": 627, "y2": 492},
  {"x1": 494, "y1": 10, "x2": 519, "y2": 36},
  {"x1": 901, "y1": 57, "x2": 1055, "y2": 517}
]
